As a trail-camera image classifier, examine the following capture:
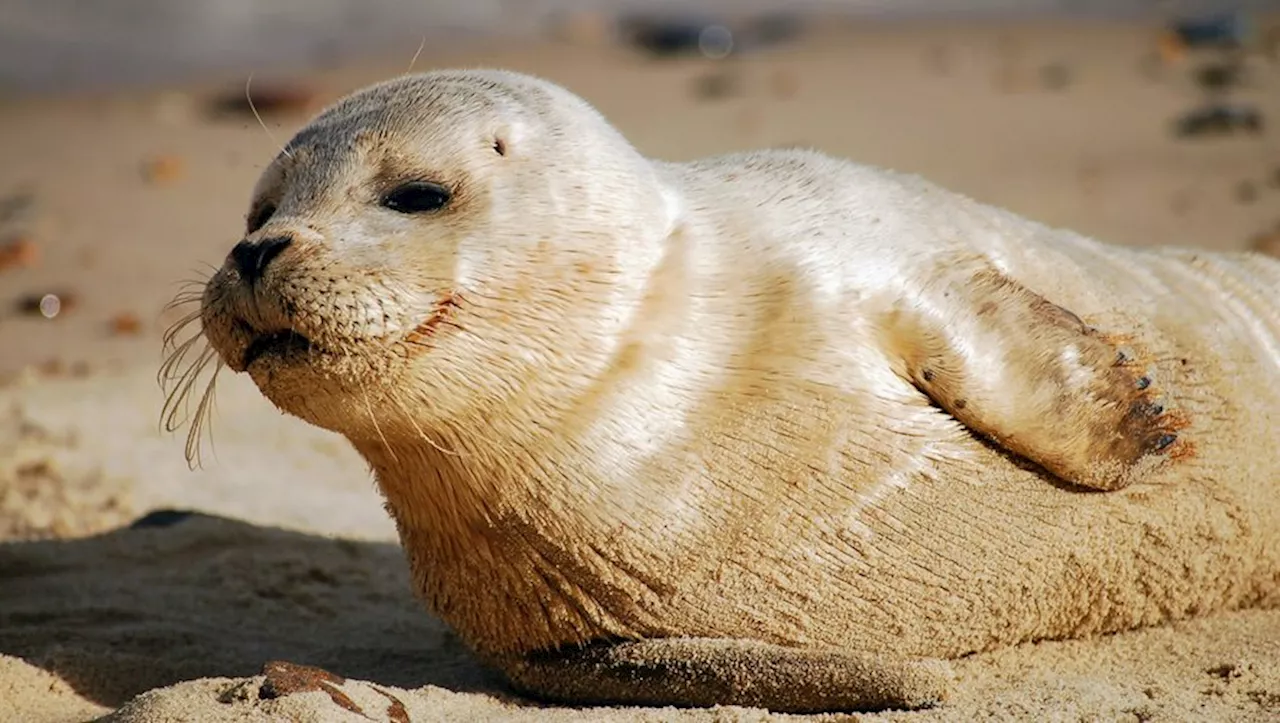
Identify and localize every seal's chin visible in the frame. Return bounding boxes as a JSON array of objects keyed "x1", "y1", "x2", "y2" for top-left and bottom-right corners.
[{"x1": 242, "y1": 329, "x2": 313, "y2": 368}]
